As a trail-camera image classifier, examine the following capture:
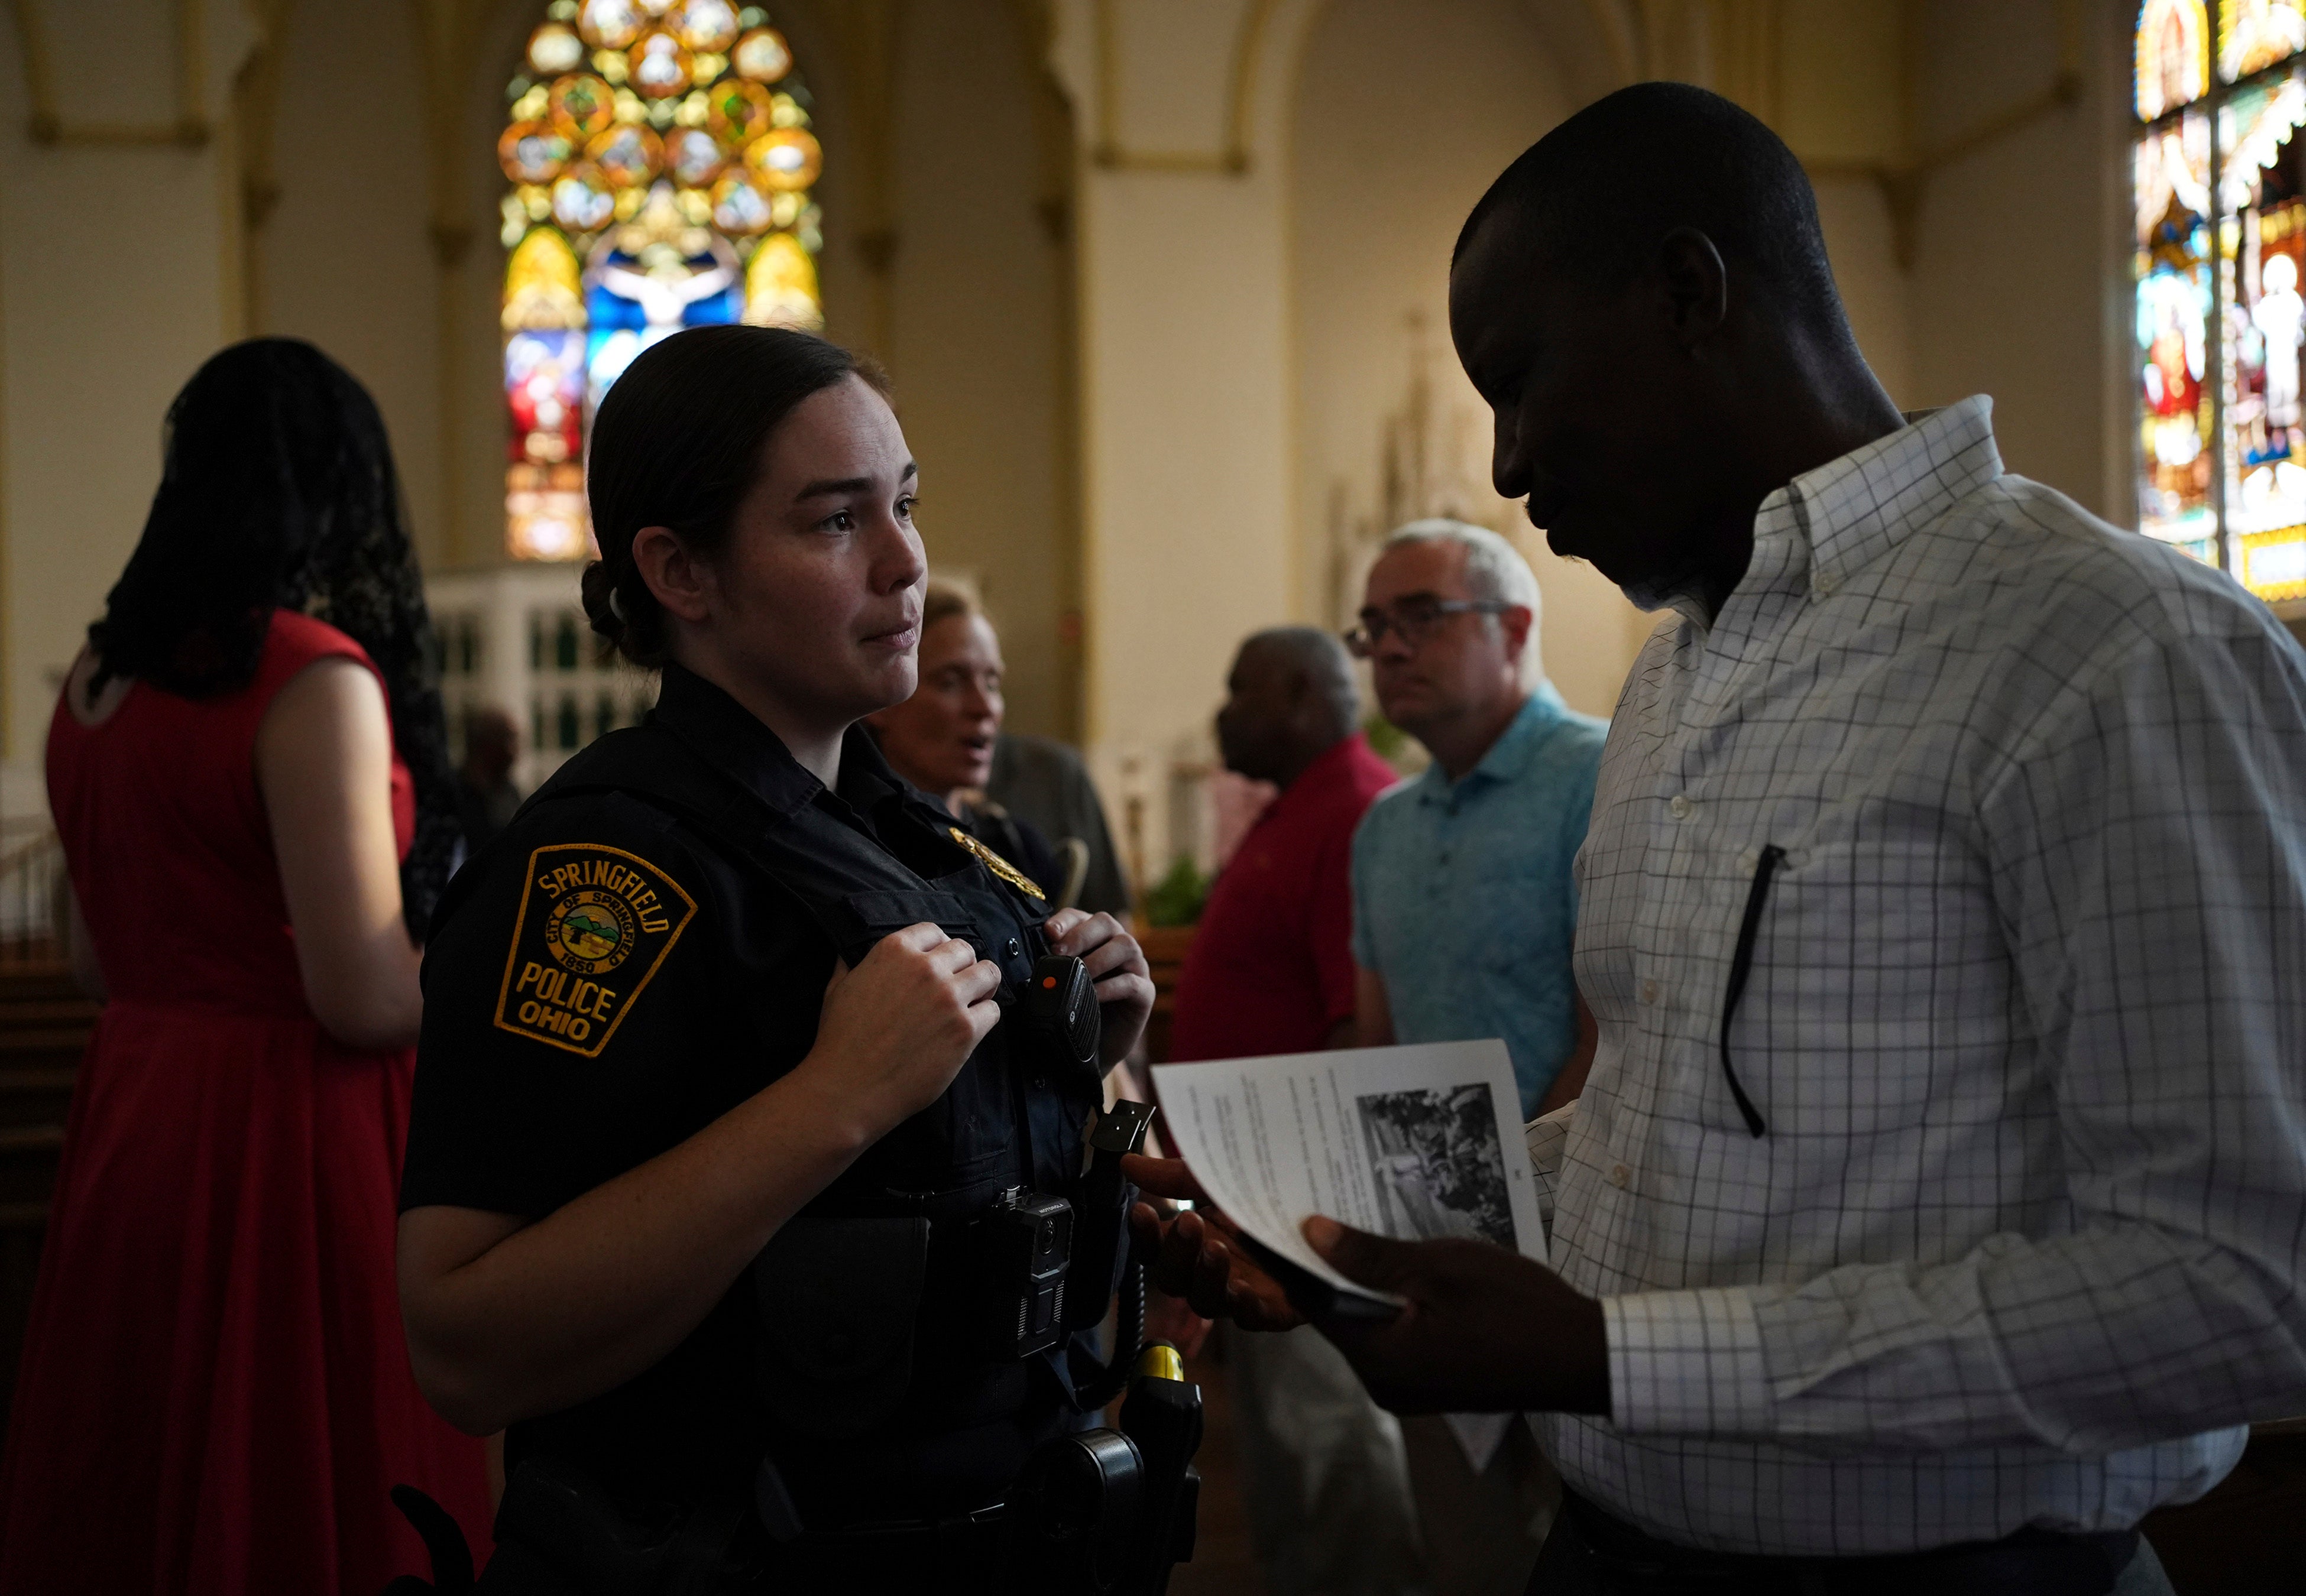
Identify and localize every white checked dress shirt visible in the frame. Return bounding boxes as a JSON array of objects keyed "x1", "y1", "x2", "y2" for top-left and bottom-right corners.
[{"x1": 1533, "y1": 396, "x2": 2306, "y2": 1556}]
